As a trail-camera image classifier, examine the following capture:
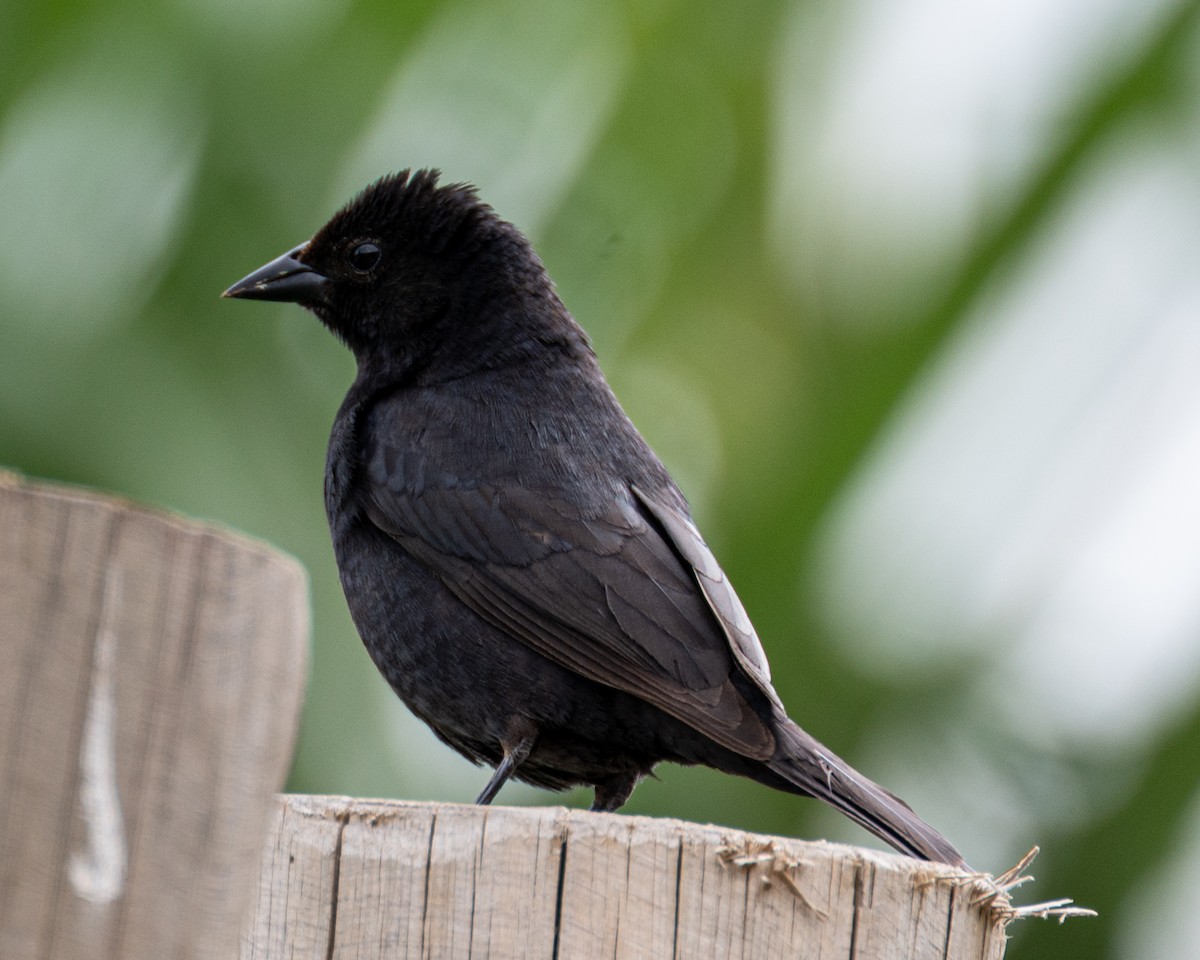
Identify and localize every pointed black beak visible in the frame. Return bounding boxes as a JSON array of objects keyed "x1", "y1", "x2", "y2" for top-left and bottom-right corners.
[{"x1": 223, "y1": 244, "x2": 330, "y2": 304}]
